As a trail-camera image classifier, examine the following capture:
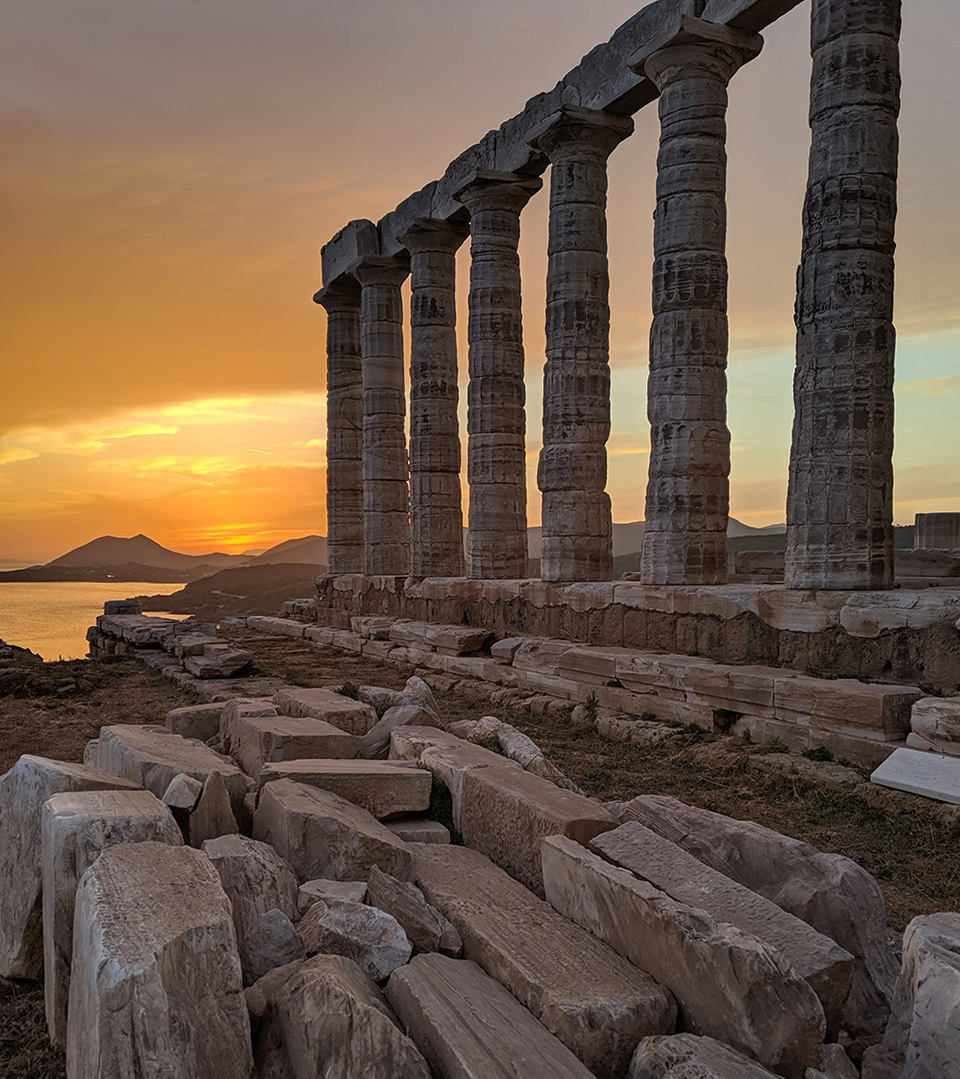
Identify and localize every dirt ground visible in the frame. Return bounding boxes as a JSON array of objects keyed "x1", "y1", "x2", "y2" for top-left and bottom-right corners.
[{"x1": 3, "y1": 632, "x2": 960, "y2": 1076}]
